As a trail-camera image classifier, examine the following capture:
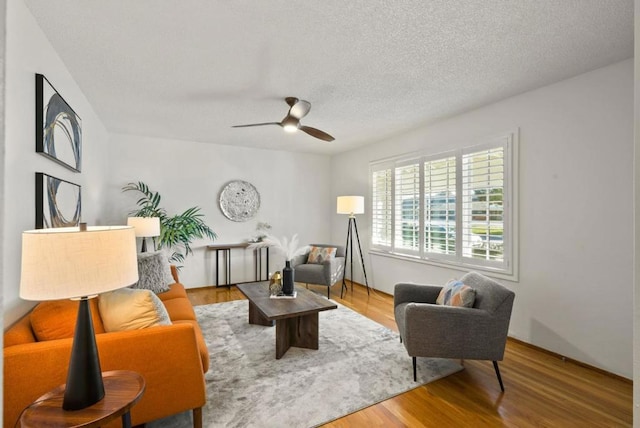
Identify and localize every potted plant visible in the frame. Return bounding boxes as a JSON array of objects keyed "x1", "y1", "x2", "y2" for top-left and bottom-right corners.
[{"x1": 123, "y1": 181, "x2": 217, "y2": 266}]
